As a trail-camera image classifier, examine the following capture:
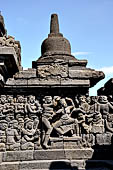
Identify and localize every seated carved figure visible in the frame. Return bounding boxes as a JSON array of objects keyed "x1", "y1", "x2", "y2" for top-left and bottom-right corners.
[
  {"x1": 53, "y1": 97, "x2": 78, "y2": 136},
  {"x1": 25, "y1": 95, "x2": 42, "y2": 129},
  {"x1": 15, "y1": 95, "x2": 25, "y2": 120},
  {"x1": 0, "y1": 120, "x2": 8, "y2": 151},
  {"x1": 6, "y1": 120, "x2": 21, "y2": 151},
  {"x1": 21, "y1": 118, "x2": 36, "y2": 150}
]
